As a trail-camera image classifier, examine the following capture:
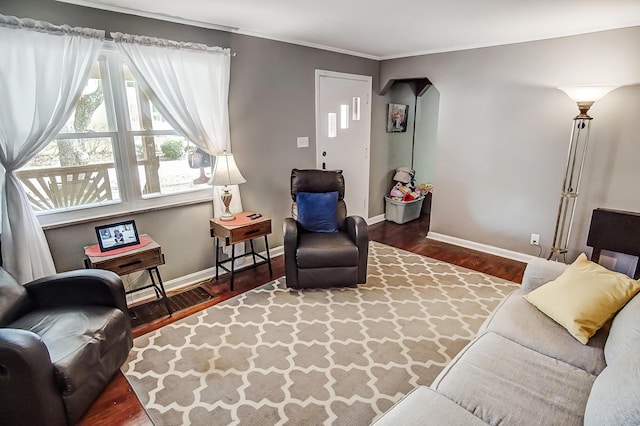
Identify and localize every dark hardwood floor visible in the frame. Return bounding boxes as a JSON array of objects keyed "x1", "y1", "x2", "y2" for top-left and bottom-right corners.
[
  {"x1": 78, "y1": 213, "x2": 526, "y2": 425},
  {"x1": 368, "y1": 213, "x2": 526, "y2": 283}
]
